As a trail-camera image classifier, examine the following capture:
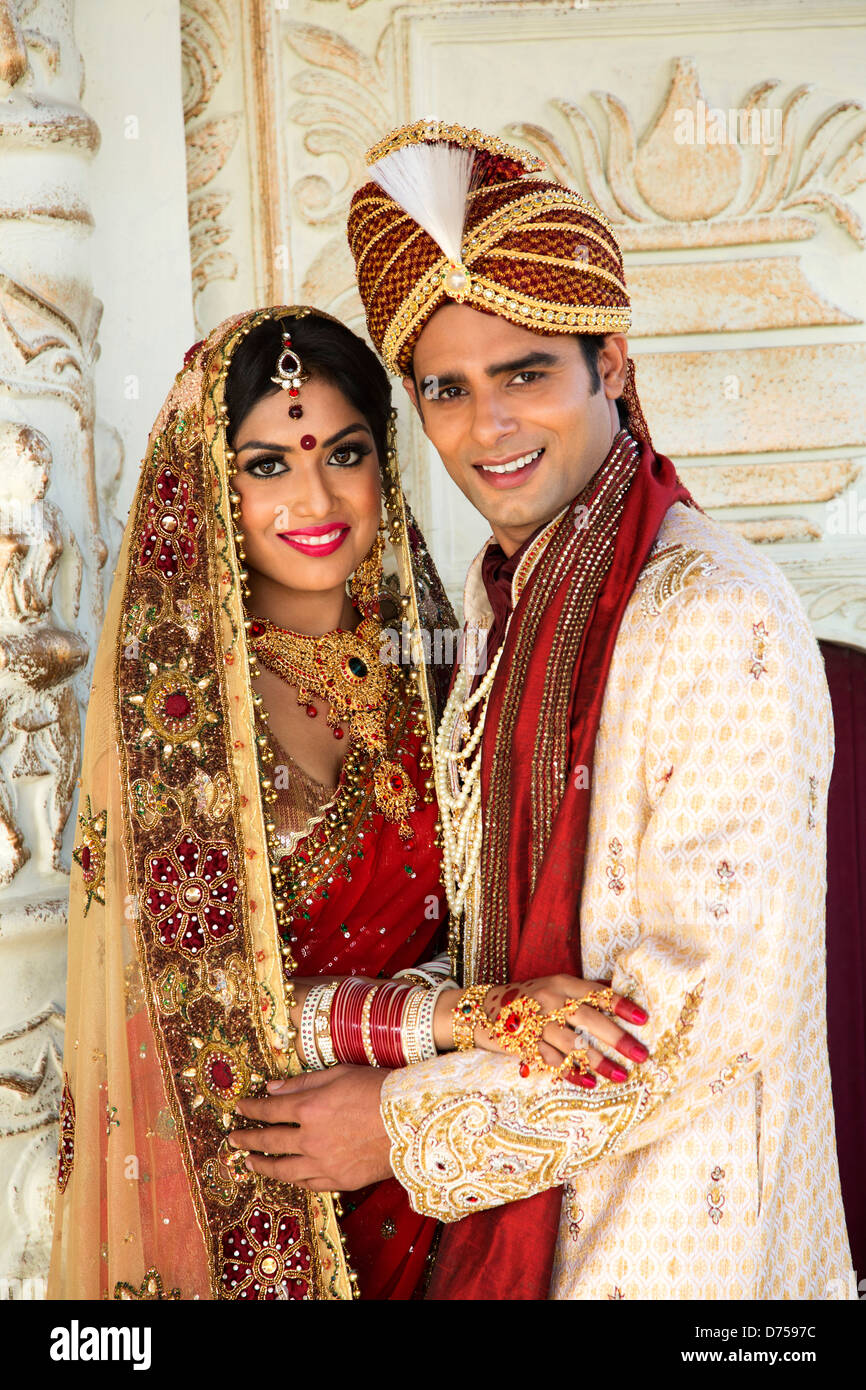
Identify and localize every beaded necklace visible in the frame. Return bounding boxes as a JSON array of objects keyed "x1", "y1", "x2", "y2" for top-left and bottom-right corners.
[{"x1": 433, "y1": 639, "x2": 506, "y2": 974}]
